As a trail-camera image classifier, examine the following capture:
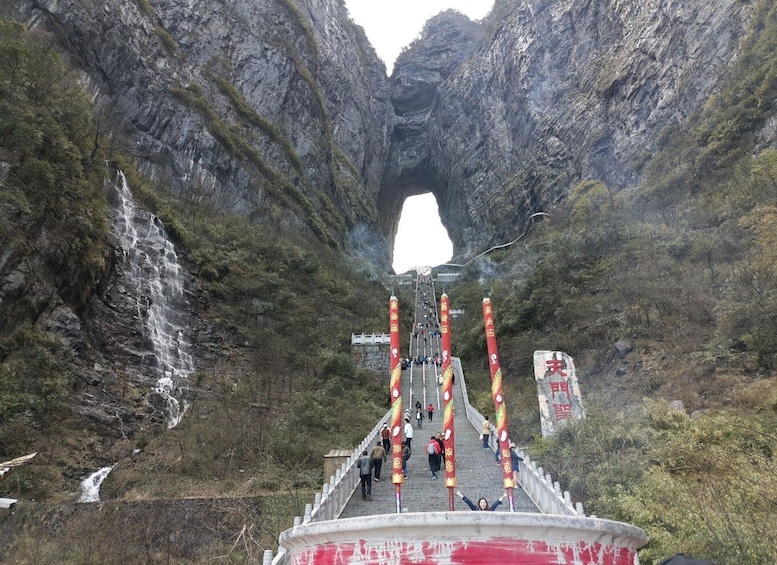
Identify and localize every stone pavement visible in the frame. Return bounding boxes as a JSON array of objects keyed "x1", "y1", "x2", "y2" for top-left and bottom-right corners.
[{"x1": 340, "y1": 274, "x2": 538, "y2": 518}]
